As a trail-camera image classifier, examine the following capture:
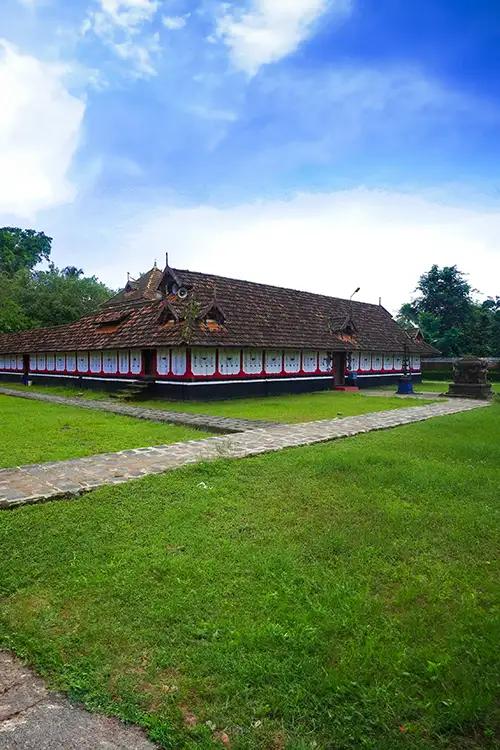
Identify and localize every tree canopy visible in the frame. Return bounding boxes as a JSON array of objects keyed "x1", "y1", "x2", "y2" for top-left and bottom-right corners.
[
  {"x1": 0, "y1": 227, "x2": 52, "y2": 276},
  {"x1": 0, "y1": 228, "x2": 113, "y2": 334},
  {"x1": 398, "y1": 265, "x2": 499, "y2": 357}
]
